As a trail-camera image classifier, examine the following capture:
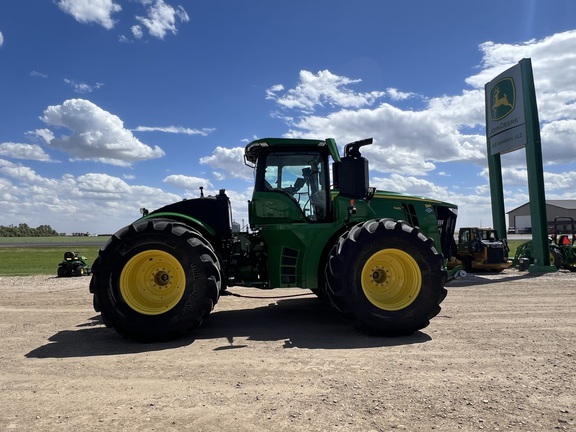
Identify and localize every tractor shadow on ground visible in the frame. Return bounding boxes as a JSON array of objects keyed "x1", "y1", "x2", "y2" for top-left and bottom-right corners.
[
  {"x1": 25, "y1": 315, "x2": 181, "y2": 359},
  {"x1": 446, "y1": 269, "x2": 546, "y2": 288},
  {"x1": 197, "y1": 295, "x2": 432, "y2": 350},
  {"x1": 26, "y1": 294, "x2": 431, "y2": 359}
]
